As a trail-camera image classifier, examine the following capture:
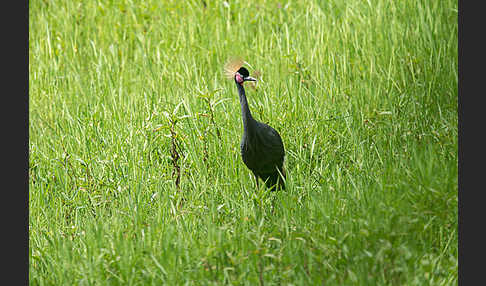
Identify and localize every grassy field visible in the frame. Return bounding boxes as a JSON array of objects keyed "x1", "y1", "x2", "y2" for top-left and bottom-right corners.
[{"x1": 29, "y1": 0, "x2": 458, "y2": 284}]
